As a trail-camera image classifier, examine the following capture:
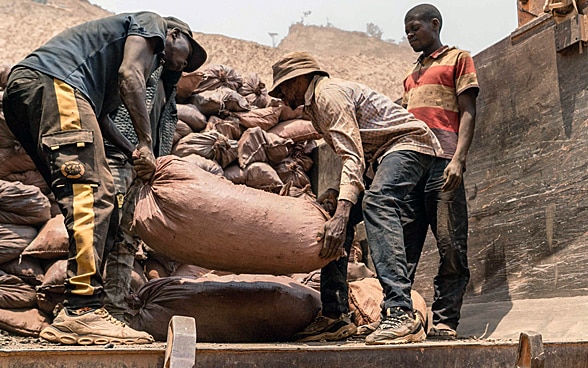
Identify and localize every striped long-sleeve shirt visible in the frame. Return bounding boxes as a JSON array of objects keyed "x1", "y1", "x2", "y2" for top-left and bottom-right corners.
[
  {"x1": 303, "y1": 75, "x2": 442, "y2": 204},
  {"x1": 402, "y1": 46, "x2": 479, "y2": 159}
]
